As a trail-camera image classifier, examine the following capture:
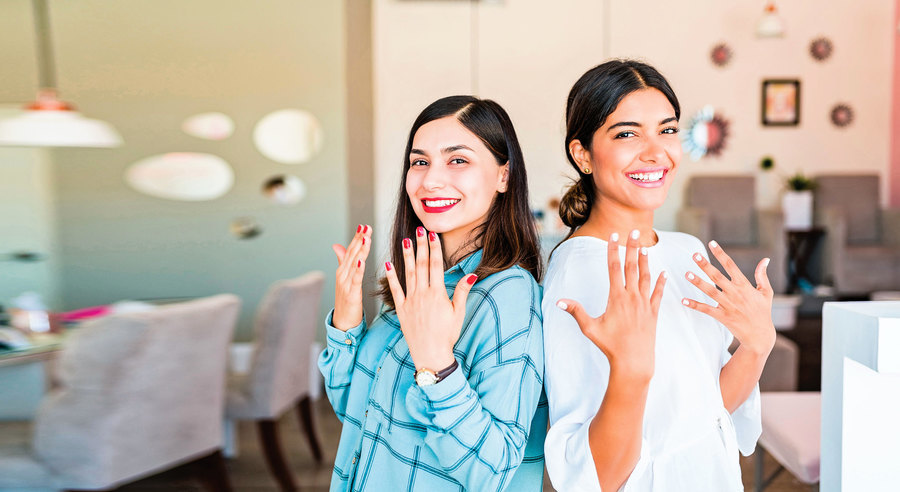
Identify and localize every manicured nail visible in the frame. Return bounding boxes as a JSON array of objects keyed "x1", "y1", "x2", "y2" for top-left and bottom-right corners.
[
  {"x1": 556, "y1": 301, "x2": 568, "y2": 310},
  {"x1": 363, "y1": 225, "x2": 369, "y2": 234},
  {"x1": 694, "y1": 253, "x2": 703, "y2": 262},
  {"x1": 610, "y1": 232, "x2": 619, "y2": 242},
  {"x1": 357, "y1": 224, "x2": 362, "y2": 233},
  {"x1": 403, "y1": 238, "x2": 412, "y2": 249},
  {"x1": 362, "y1": 237, "x2": 366, "y2": 245},
  {"x1": 709, "y1": 240, "x2": 718, "y2": 249},
  {"x1": 467, "y1": 274, "x2": 478, "y2": 285},
  {"x1": 429, "y1": 231, "x2": 437, "y2": 242},
  {"x1": 357, "y1": 259, "x2": 362, "y2": 268},
  {"x1": 385, "y1": 261, "x2": 392, "y2": 271},
  {"x1": 416, "y1": 227, "x2": 425, "y2": 237},
  {"x1": 763, "y1": 258, "x2": 771, "y2": 267},
  {"x1": 662, "y1": 271, "x2": 668, "y2": 279},
  {"x1": 686, "y1": 272, "x2": 695, "y2": 280},
  {"x1": 682, "y1": 299, "x2": 690, "y2": 306},
  {"x1": 631, "y1": 229, "x2": 640, "y2": 240},
  {"x1": 641, "y1": 247, "x2": 648, "y2": 256}
]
